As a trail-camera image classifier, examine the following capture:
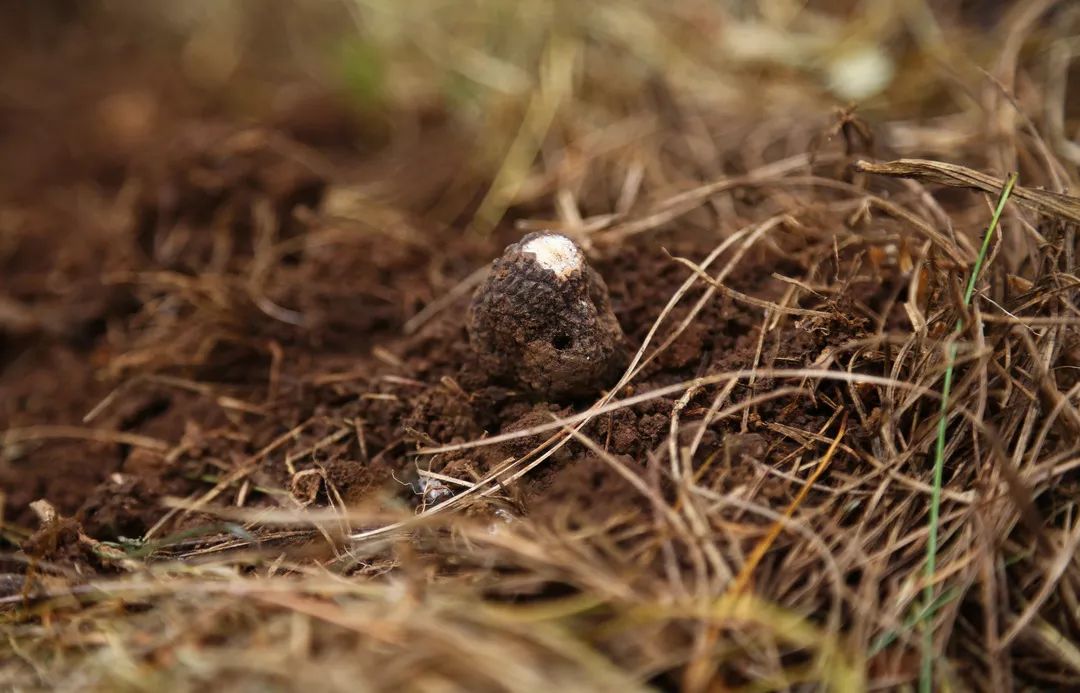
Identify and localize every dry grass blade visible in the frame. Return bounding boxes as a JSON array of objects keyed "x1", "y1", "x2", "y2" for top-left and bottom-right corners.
[
  {"x1": 727, "y1": 413, "x2": 848, "y2": 596},
  {"x1": 1, "y1": 425, "x2": 169, "y2": 452},
  {"x1": 855, "y1": 159, "x2": 1080, "y2": 223}
]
